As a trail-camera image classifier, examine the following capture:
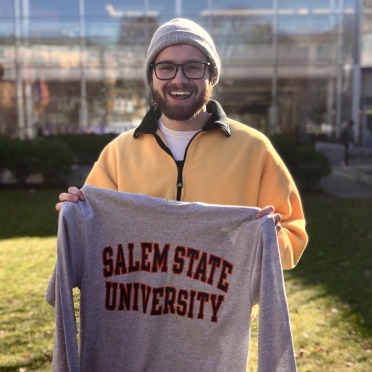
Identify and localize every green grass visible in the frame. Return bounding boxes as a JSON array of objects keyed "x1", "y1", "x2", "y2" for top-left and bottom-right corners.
[
  {"x1": 286, "y1": 193, "x2": 372, "y2": 371},
  {"x1": 0, "y1": 188, "x2": 371, "y2": 371},
  {"x1": 0, "y1": 188, "x2": 61, "y2": 239},
  {"x1": 0, "y1": 237, "x2": 56, "y2": 371},
  {"x1": 0, "y1": 189, "x2": 62, "y2": 372}
]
